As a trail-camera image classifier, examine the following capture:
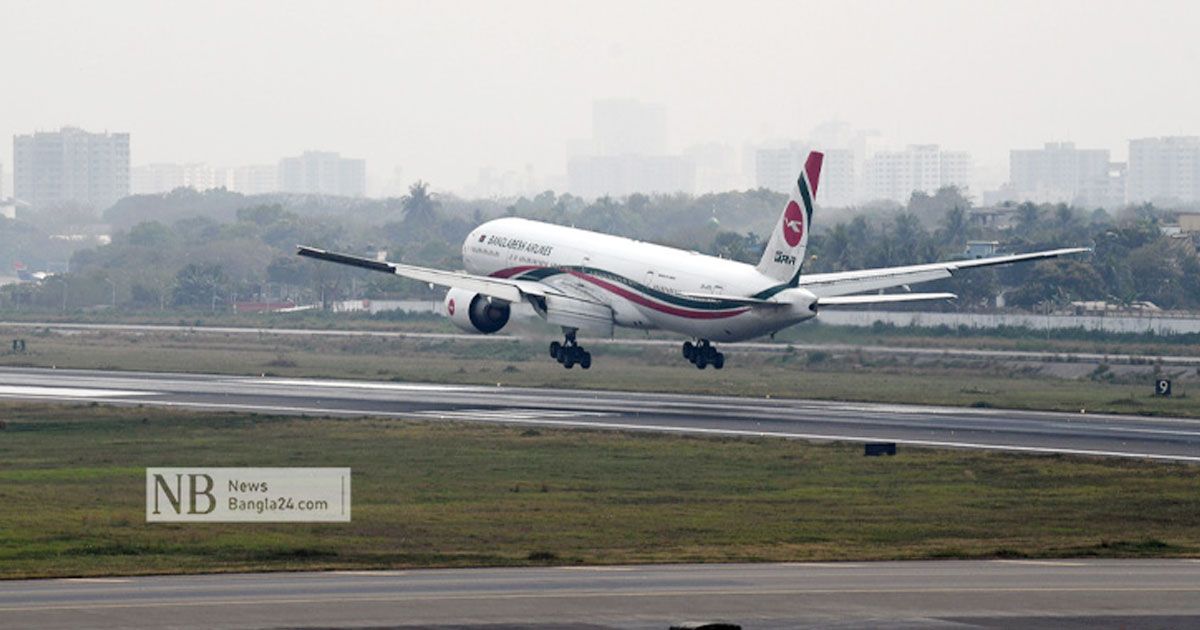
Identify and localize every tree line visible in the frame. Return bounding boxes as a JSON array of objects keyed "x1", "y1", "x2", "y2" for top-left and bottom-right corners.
[{"x1": 1, "y1": 182, "x2": 1197, "y2": 313}]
